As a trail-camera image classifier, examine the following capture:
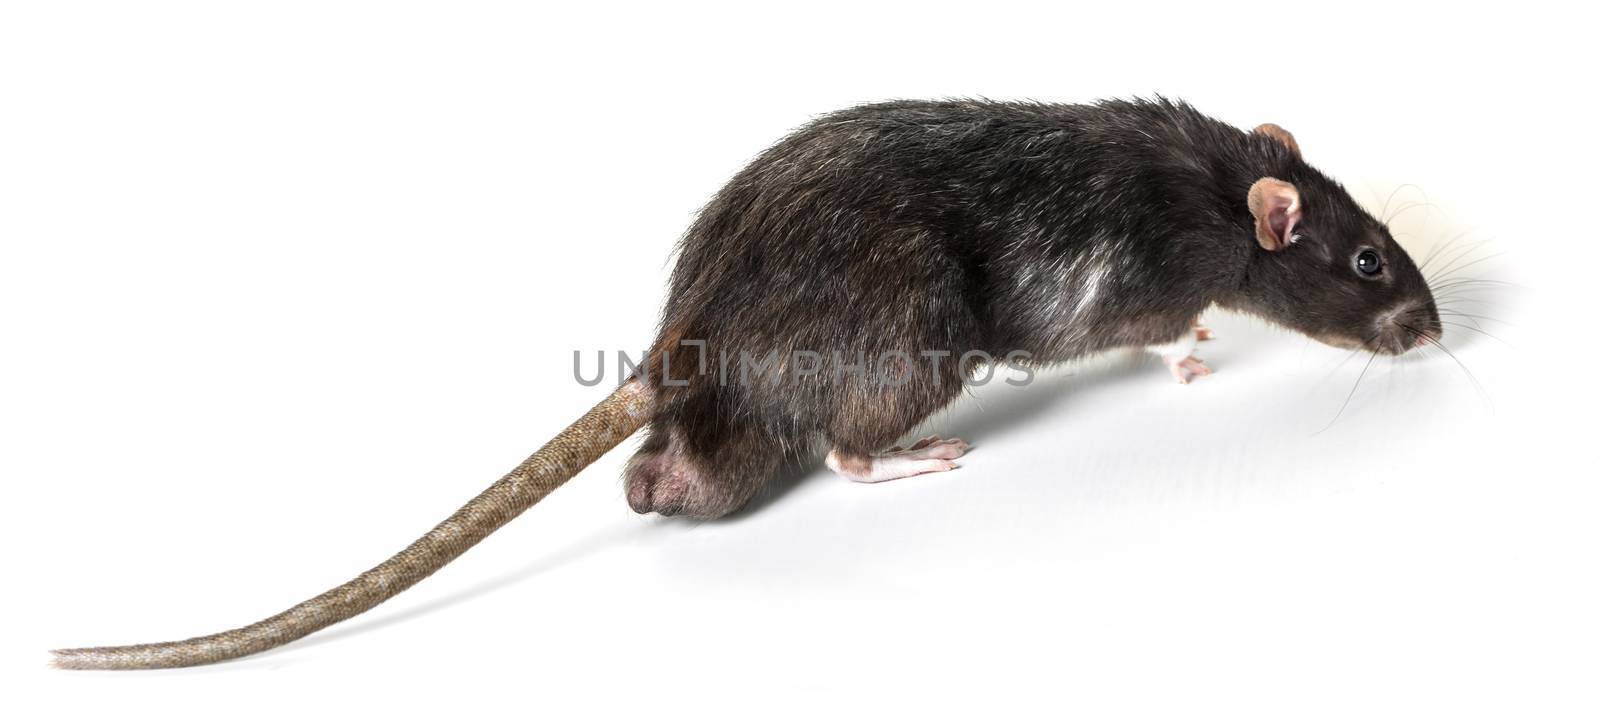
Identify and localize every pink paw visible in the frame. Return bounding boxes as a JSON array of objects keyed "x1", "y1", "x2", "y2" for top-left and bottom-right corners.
[
  {"x1": 1166, "y1": 355, "x2": 1212, "y2": 384},
  {"x1": 828, "y1": 435, "x2": 970, "y2": 483},
  {"x1": 887, "y1": 435, "x2": 969, "y2": 460}
]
